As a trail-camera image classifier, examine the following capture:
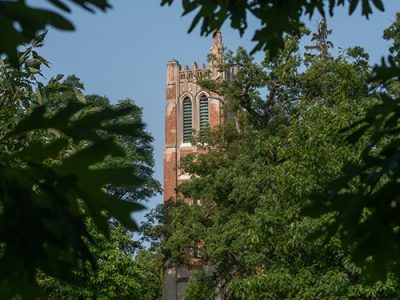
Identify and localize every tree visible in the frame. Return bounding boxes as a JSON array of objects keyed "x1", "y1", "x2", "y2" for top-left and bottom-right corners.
[
  {"x1": 42, "y1": 76, "x2": 161, "y2": 202},
  {"x1": 304, "y1": 18, "x2": 333, "y2": 63},
  {"x1": 162, "y1": 25, "x2": 400, "y2": 299},
  {"x1": 39, "y1": 223, "x2": 162, "y2": 299},
  {"x1": 0, "y1": 39, "x2": 160, "y2": 298},
  {"x1": 305, "y1": 12, "x2": 400, "y2": 280},
  {"x1": 33, "y1": 76, "x2": 162, "y2": 299}
]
